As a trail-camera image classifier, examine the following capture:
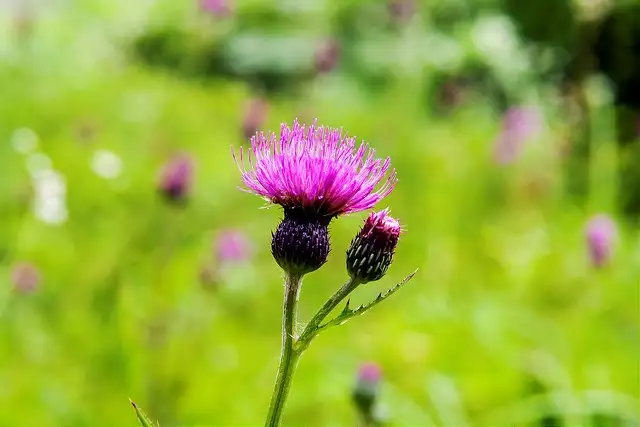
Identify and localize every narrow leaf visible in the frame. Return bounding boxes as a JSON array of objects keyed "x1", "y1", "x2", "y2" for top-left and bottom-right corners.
[{"x1": 130, "y1": 399, "x2": 158, "y2": 427}]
